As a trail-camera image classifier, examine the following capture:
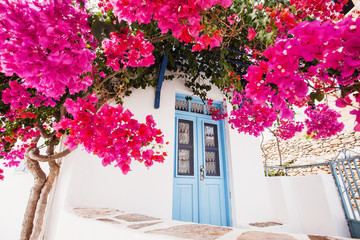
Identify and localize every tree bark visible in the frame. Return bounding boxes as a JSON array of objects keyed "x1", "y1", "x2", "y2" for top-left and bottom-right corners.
[
  {"x1": 29, "y1": 160, "x2": 59, "y2": 240},
  {"x1": 30, "y1": 137, "x2": 60, "y2": 240},
  {"x1": 260, "y1": 132, "x2": 268, "y2": 167},
  {"x1": 20, "y1": 157, "x2": 46, "y2": 240},
  {"x1": 20, "y1": 135, "x2": 72, "y2": 240},
  {"x1": 275, "y1": 134, "x2": 283, "y2": 166}
]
